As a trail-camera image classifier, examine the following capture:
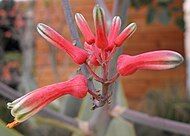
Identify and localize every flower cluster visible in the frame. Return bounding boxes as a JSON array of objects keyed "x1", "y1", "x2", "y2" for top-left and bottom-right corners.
[{"x1": 7, "y1": 5, "x2": 183, "y2": 128}]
